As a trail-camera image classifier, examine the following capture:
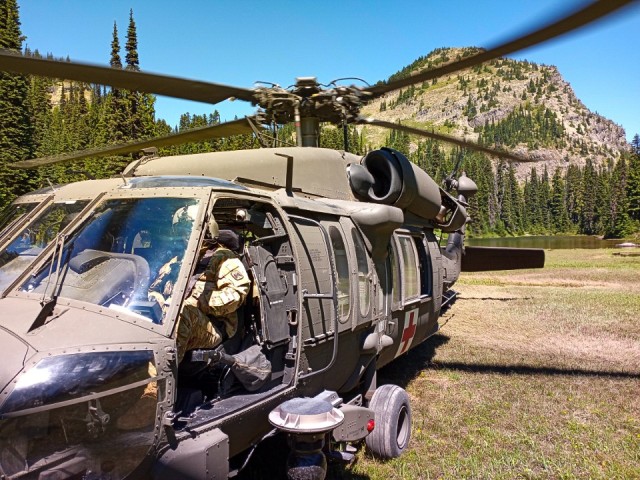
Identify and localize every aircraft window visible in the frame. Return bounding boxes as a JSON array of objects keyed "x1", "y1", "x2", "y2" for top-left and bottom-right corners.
[
  {"x1": 389, "y1": 241, "x2": 401, "y2": 307},
  {"x1": 414, "y1": 236, "x2": 432, "y2": 296},
  {"x1": 329, "y1": 225, "x2": 350, "y2": 321},
  {"x1": 0, "y1": 200, "x2": 89, "y2": 292},
  {"x1": 20, "y1": 197, "x2": 200, "y2": 325},
  {"x1": 398, "y1": 234, "x2": 420, "y2": 301},
  {"x1": 125, "y1": 176, "x2": 248, "y2": 190},
  {"x1": 0, "y1": 201, "x2": 39, "y2": 237},
  {"x1": 351, "y1": 228, "x2": 370, "y2": 317}
]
